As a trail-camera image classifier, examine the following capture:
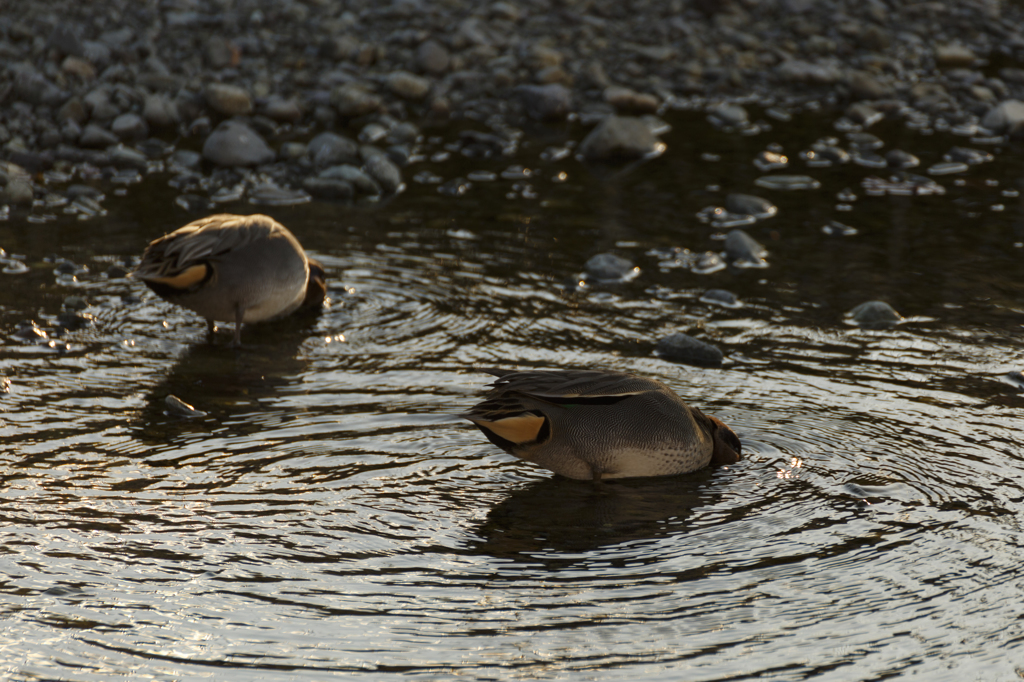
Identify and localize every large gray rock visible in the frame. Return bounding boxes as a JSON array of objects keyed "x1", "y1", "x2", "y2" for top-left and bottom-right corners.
[
  {"x1": 308, "y1": 132, "x2": 360, "y2": 168},
  {"x1": 363, "y1": 154, "x2": 402, "y2": 193},
  {"x1": 201, "y1": 120, "x2": 274, "y2": 166},
  {"x1": 578, "y1": 116, "x2": 660, "y2": 162},
  {"x1": 850, "y1": 301, "x2": 902, "y2": 328}
]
